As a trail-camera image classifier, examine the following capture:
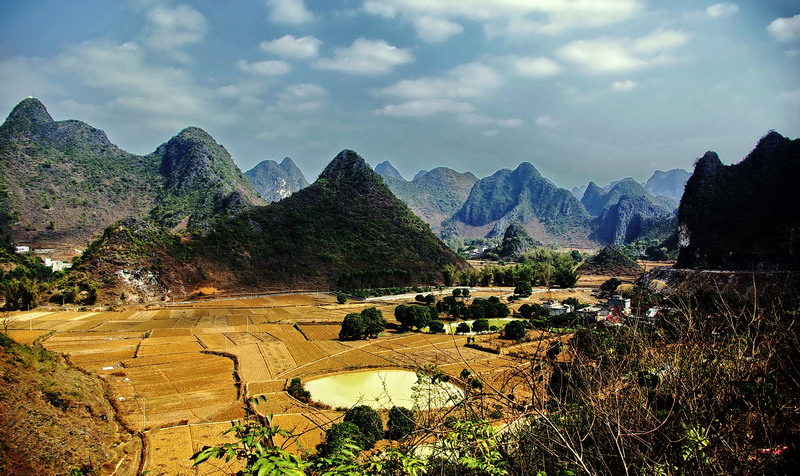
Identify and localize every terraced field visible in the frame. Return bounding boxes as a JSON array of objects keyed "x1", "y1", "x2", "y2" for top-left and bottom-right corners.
[{"x1": 4, "y1": 289, "x2": 554, "y2": 476}]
